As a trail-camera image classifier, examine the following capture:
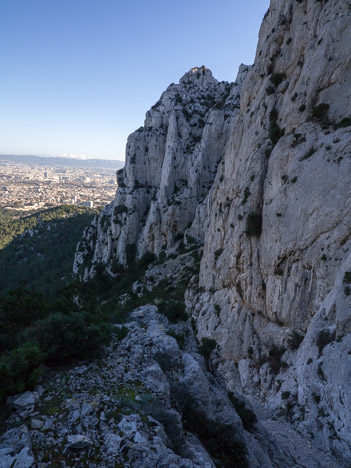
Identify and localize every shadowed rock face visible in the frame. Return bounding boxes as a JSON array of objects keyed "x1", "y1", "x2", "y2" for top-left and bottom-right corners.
[
  {"x1": 187, "y1": 0, "x2": 351, "y2": 462},
  {"x1": 73, "y1": 0, "x2": 351, "y2": 463}
]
